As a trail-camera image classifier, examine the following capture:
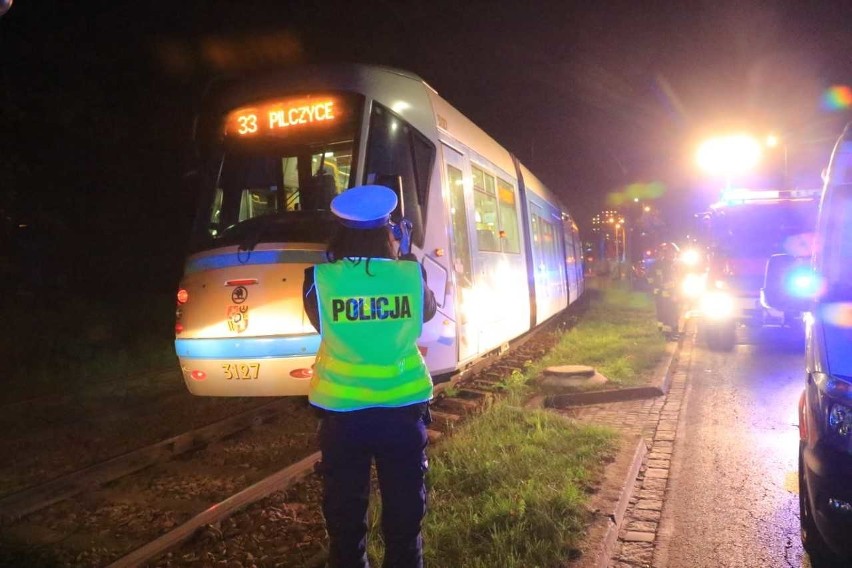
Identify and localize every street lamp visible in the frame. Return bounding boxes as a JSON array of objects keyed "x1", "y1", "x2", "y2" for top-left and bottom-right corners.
[
  {"x1": 696, "y1": 134, "x2": 762, "y2": 189},
  {"x1": 615, "y1": 223, "x2": 623, "y2": 262},
  {"x1": 609, "y1": 216, "x2": 626, "y2": 263}
]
